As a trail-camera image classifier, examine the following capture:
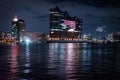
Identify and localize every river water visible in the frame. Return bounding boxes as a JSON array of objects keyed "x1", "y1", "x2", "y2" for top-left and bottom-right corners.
[{"x1": 0, "y1": 43, "x2": 120, "y2": 80}]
